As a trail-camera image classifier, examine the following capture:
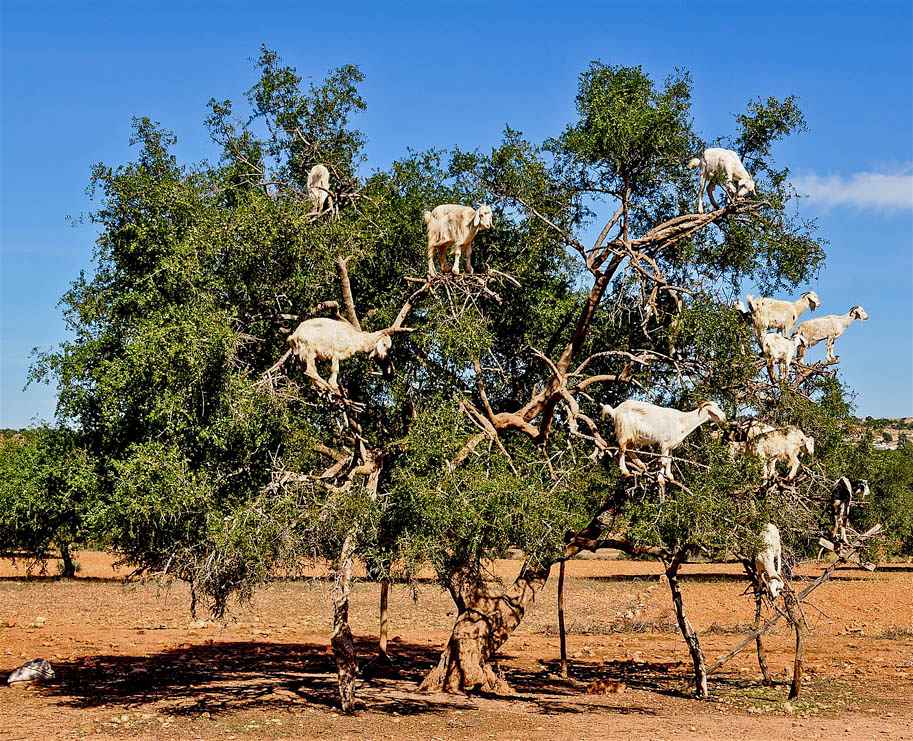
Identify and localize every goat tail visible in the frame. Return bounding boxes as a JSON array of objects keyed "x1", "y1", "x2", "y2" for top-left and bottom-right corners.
[
  {"x1": 687, "y1": 157, "x2": 701, "y2": 169},
  {"x1": 422, "y1": 210, "x2": 433, "y2": 225},
  {"x1": 600, "y1": 403, "x2": 615, "y2": 421},
  {"x1": 746, "y1": 293, "x2": 757, "y2": 312}
]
